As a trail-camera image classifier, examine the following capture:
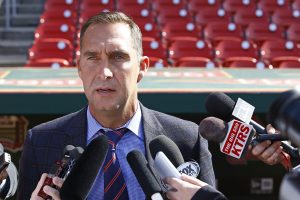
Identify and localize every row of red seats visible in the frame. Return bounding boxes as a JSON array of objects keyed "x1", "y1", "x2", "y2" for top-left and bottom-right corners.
[
  {"x1": 145, "y1": 38, "x2": 300, "y2": 68},
  {"x1": 41, "y1": 0, "x2": 300, "y2": 13},
  {"x1": 33, "y1": 7, "x2": 300, "y2": 43},
  {"x1": 26, "y1": 0, "x2": 300, "y2": 68},
  {"x1": 26, "y1": 36, "x2": 300, "y2": 69}
]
